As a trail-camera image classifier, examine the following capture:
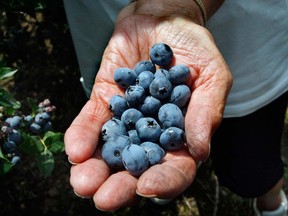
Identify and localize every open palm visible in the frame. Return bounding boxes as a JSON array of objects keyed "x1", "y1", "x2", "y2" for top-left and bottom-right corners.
[{"x1": 65, "y1": 13, "x2": 232, "y2": 211}]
